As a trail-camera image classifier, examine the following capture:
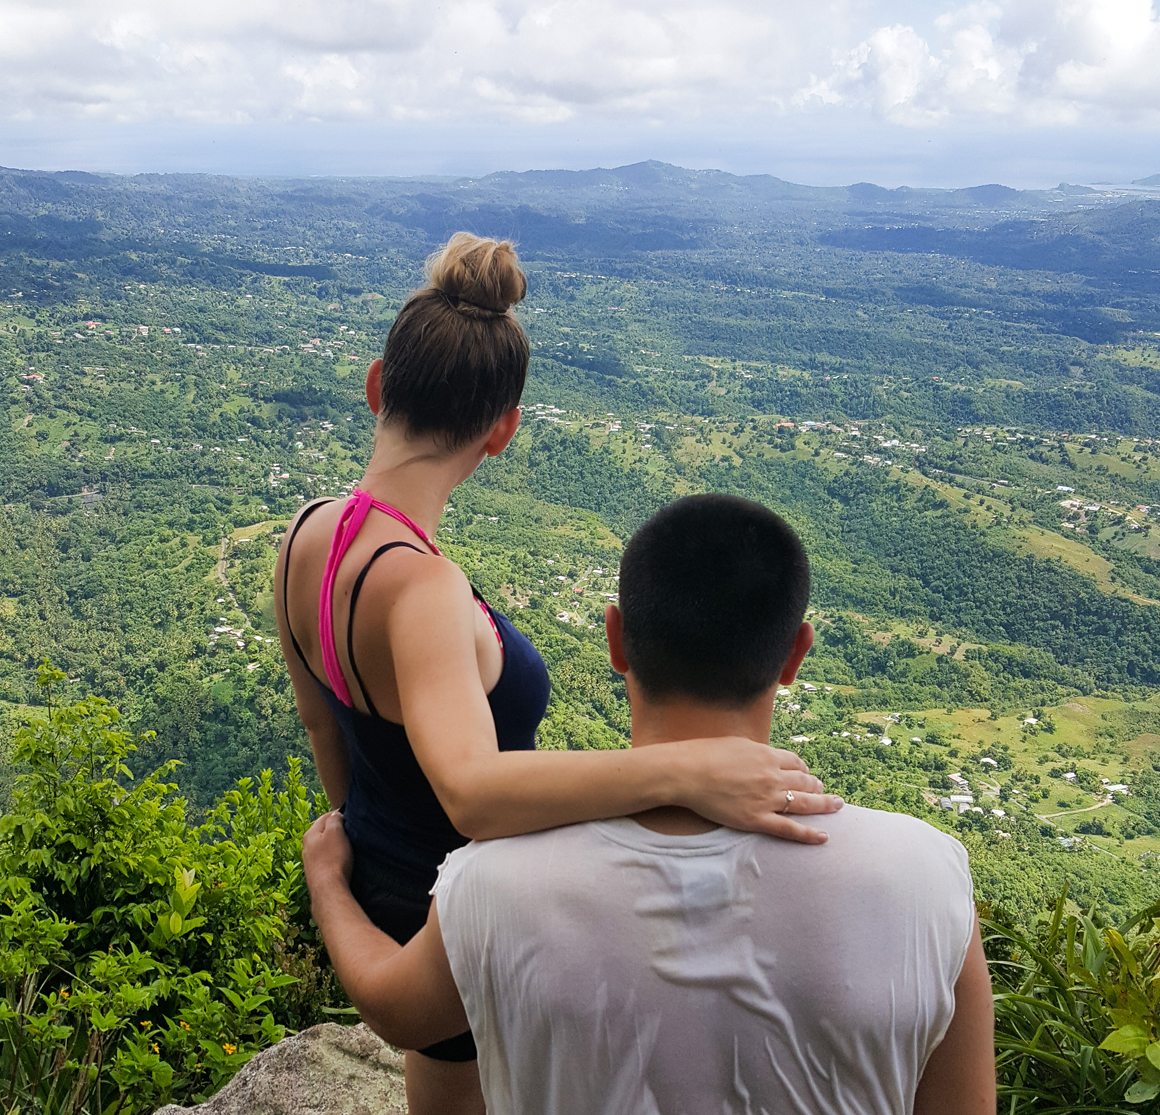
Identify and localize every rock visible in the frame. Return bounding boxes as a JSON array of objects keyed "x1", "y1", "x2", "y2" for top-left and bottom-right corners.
[{"x1": 154, "y1": 1023, "x2": 406, "y2": 1115}]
